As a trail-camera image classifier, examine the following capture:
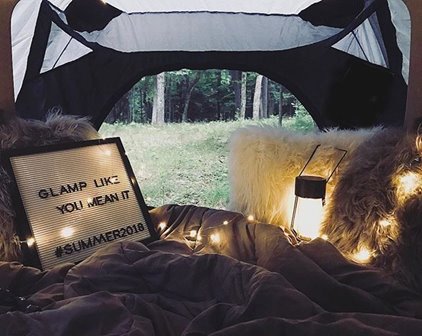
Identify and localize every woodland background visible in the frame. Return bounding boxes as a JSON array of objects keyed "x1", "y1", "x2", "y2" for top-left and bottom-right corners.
[
  {"x1": 101, "y1": 70, "x2": 315, "y2": 208},
  {"x1": 107, "y1": 70, "x2": 301, "y2": 125}
]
